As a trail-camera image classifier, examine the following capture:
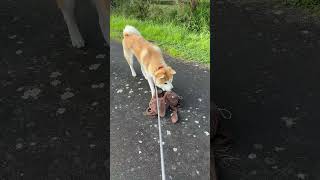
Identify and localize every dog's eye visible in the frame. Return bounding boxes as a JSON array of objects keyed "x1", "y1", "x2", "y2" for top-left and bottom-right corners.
[{"x1": 164, "y1": 82, "x2": 167, "y2": 84}]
